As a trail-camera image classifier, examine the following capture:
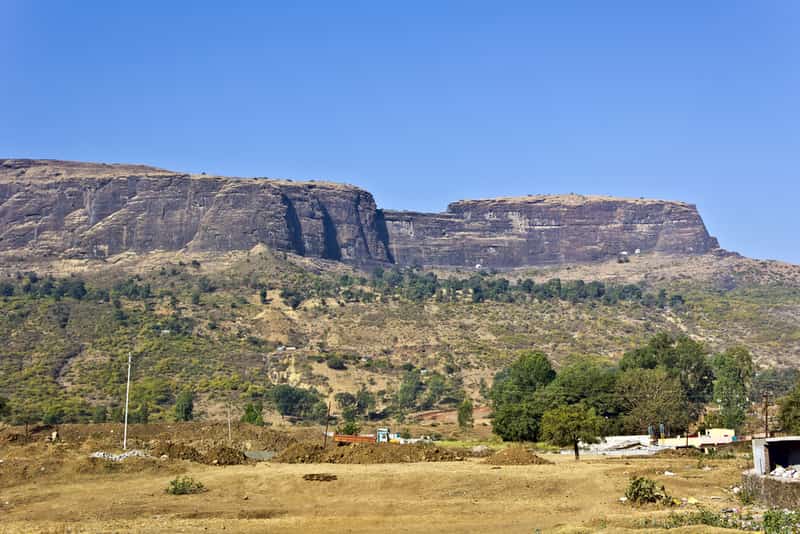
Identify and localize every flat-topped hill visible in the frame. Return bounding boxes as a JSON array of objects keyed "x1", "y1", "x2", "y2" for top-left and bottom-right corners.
[{"x1": 0, "y1": 158, "x2": 719, "y2": 268}]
